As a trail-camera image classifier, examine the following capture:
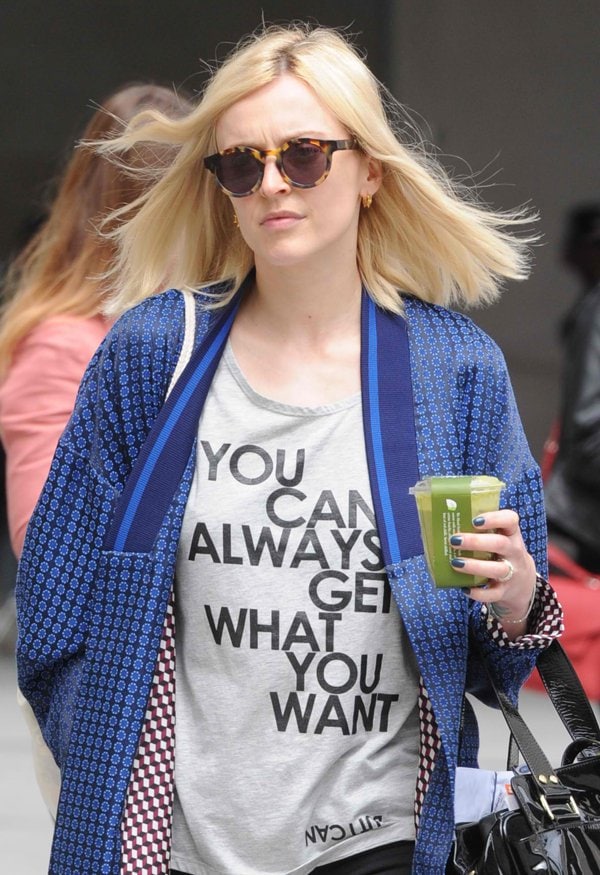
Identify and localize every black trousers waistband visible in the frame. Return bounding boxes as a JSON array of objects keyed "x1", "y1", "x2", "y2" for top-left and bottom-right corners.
[{"x1": 171, "y1": 839, "x2": 415, "y2": 875}]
